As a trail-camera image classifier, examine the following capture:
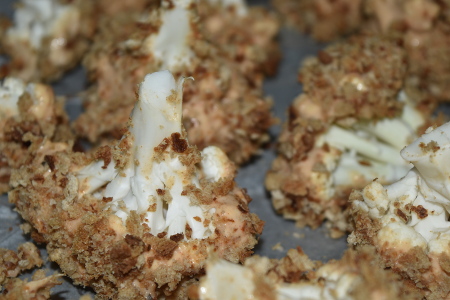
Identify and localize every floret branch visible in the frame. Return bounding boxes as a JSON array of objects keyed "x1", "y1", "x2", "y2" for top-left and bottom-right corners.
[
  {"x1": 352, "y1": 122, "x2": 450, "y2": 248},
  {"x1": 77, "y1": 70, "x2": 229, "y2": 240}
]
